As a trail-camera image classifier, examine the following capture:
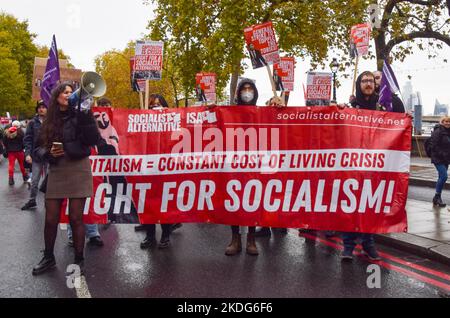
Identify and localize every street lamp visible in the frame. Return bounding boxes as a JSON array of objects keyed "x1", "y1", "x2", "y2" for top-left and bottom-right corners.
[{"x1": 330, "y1": 58, "x2": 339, "y2": 104}]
